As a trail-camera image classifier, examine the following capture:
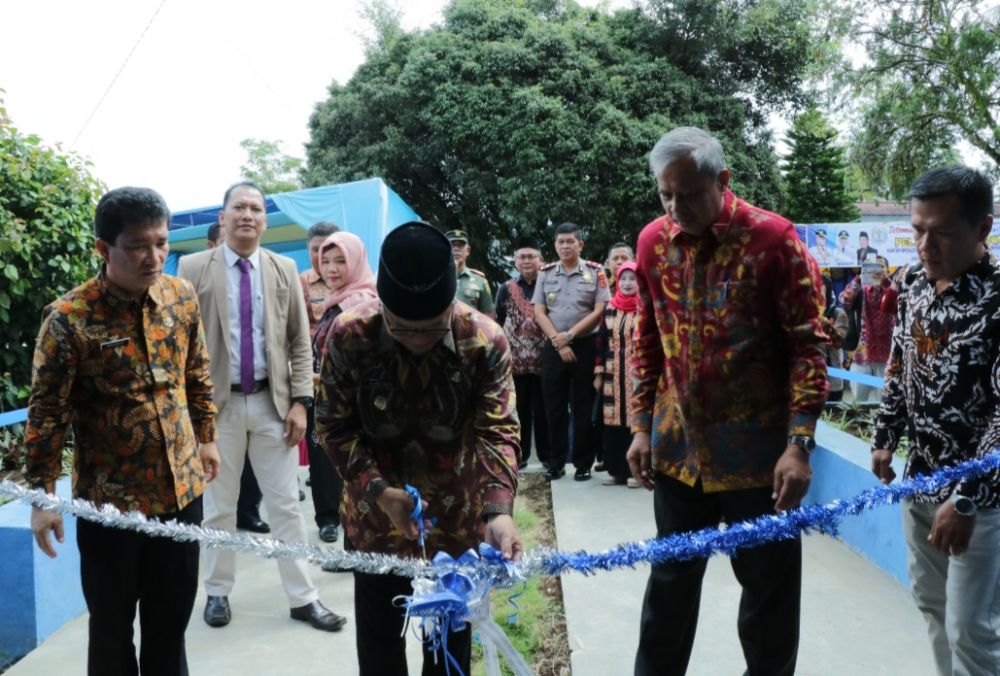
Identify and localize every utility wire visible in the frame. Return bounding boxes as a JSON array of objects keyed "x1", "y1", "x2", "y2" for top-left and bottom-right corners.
[{"x1": 72, "y1": 0, "x2": 168, "y2": 147}]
